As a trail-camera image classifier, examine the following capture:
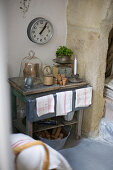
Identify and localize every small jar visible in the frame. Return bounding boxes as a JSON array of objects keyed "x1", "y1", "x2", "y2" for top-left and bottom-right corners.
[
  {"x1": 62, "y1": 78, "x2": 67, "y2": 86},
  {"x1": 57, "y1": 74, "x2": 61, "y2": 84},
  {"x1": 54, "y1": 78, "x2": 58, "y2": 84}
]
